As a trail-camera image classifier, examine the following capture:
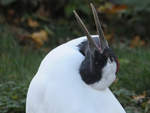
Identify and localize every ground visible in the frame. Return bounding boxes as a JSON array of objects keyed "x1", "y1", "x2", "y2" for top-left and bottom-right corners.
[{"x1": 0, "y1": 25, "x2": 150, "y2": 113}]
